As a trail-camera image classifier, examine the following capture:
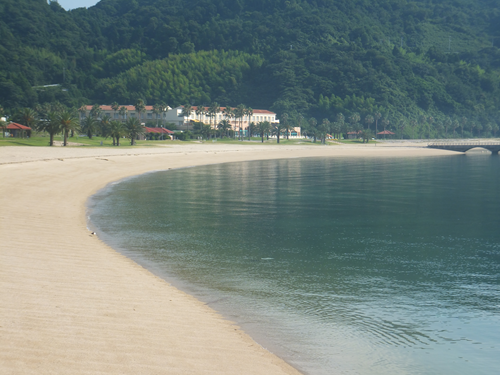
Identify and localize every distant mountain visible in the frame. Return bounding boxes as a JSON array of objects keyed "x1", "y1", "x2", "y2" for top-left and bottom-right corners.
[{"x1": 1, "y1": 0, "x2": 499, "y2": 130}]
